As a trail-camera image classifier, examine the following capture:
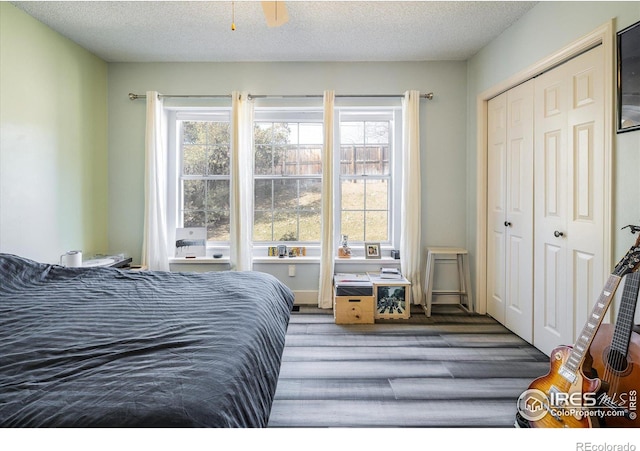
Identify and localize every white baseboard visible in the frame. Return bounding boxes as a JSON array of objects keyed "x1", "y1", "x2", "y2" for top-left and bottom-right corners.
[{"x1": 293, "y1": 290, "x2": 319, "y2": 305}]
